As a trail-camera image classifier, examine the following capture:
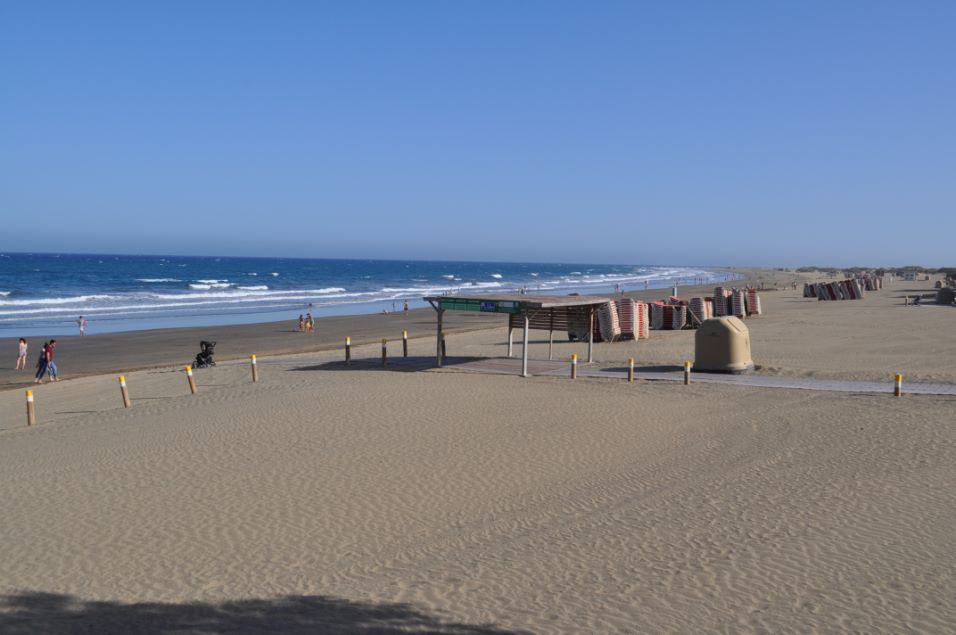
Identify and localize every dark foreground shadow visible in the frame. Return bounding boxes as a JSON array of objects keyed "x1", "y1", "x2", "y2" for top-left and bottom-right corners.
[
  {"x1": 0, "y1": 591, "x2": 526, "y2": 635},
  {"x1": 291, "y1": 356, "x2": 484, "y2": 373}
]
